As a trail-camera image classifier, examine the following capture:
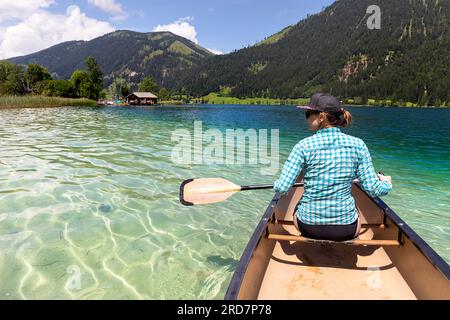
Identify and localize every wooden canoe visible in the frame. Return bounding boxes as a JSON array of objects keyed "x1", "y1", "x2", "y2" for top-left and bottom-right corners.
[{"x1": 225, "y1": 179, "x2": 450, "y2": 300}]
